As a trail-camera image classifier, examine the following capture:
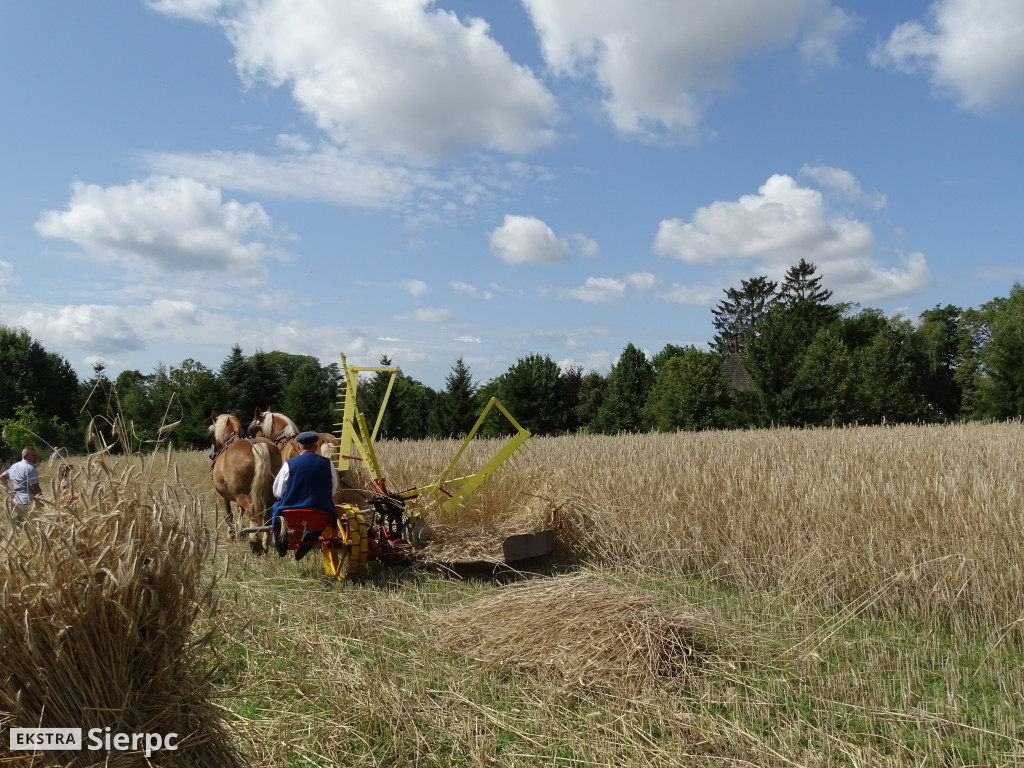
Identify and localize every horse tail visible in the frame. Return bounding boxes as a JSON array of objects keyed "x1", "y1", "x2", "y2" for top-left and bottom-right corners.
[{"x1": 250, "y1": 441, "x2": 274, "y2": 524}]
